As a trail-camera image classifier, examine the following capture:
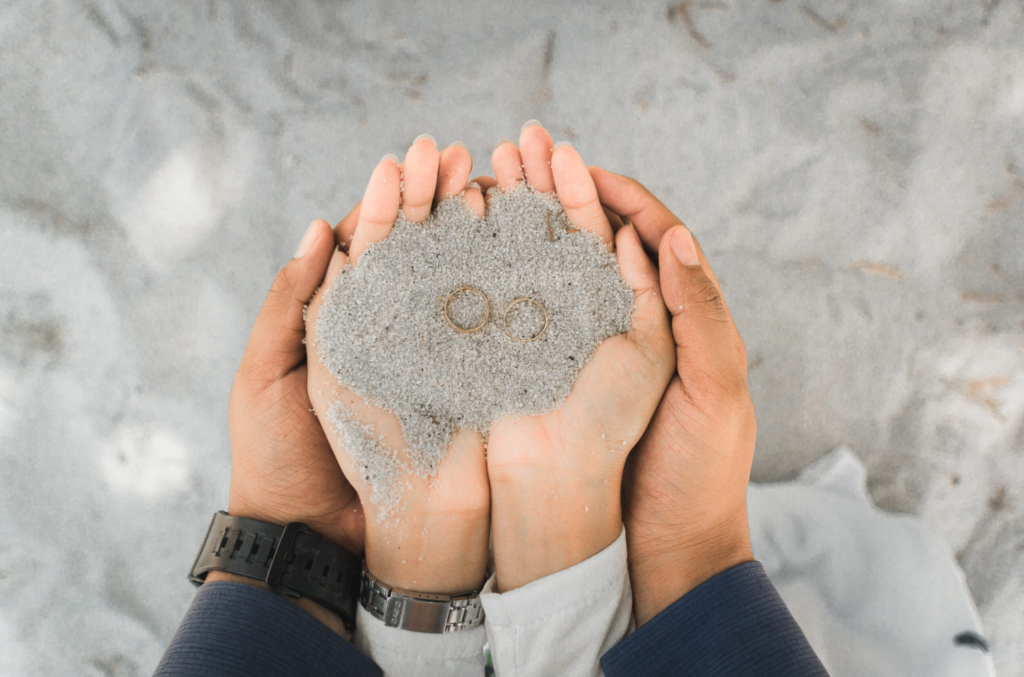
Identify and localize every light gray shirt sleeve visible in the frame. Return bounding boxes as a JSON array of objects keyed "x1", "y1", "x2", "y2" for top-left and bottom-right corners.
[
  {"x1": 353, "y1": 603, "x2": 487, "y2": 677},
  {"x1": 479, "y1": 527, "x2": 634, "y2": 677}
]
